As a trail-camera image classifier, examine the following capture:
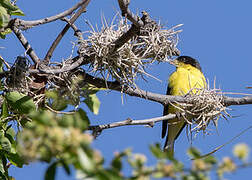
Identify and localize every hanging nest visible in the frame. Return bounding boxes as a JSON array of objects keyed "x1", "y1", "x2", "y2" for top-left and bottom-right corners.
[{"x1": 78, "y1": 13, "x2": 182, "y2": 87}]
